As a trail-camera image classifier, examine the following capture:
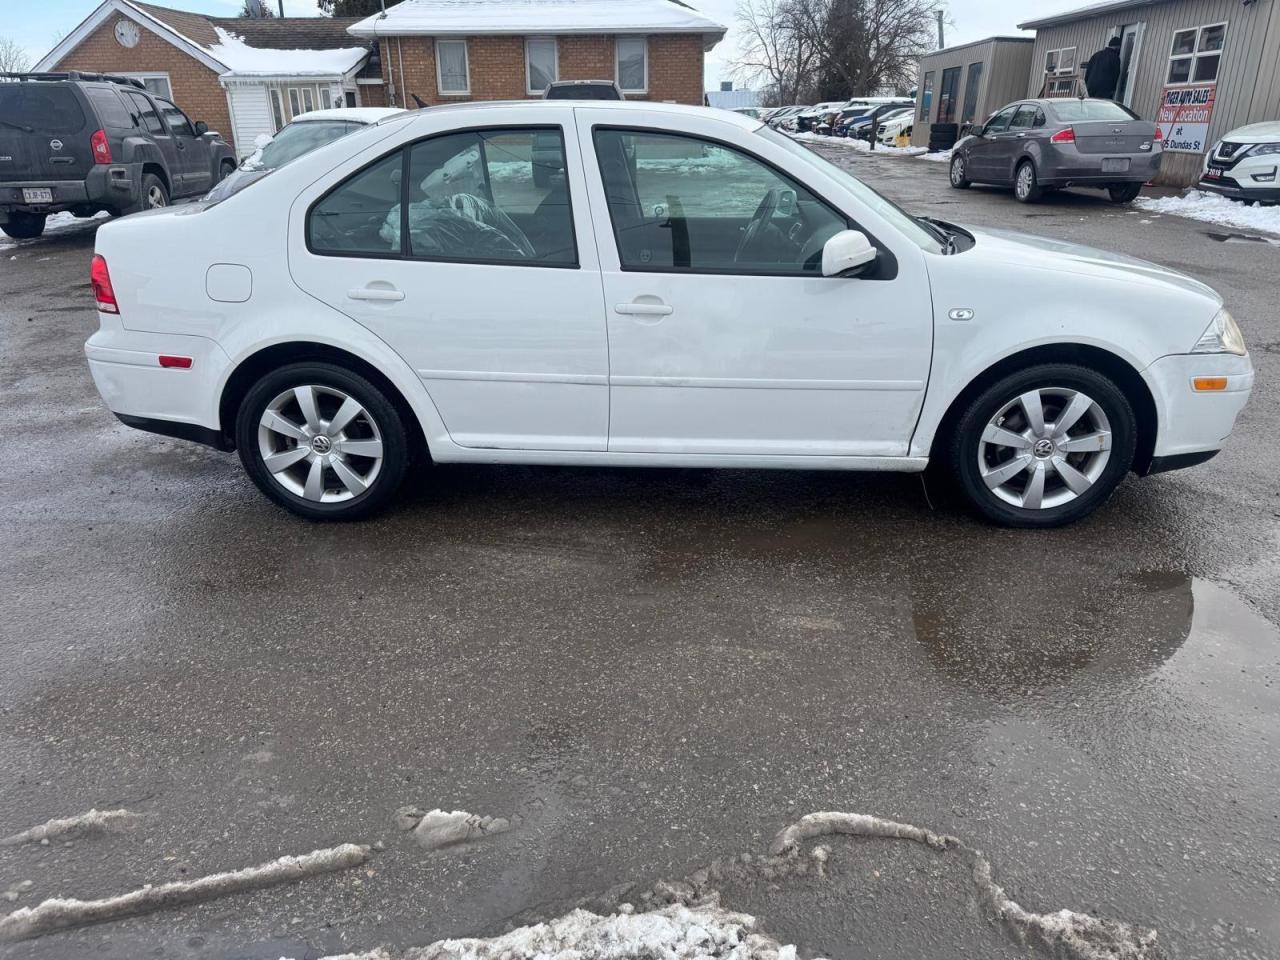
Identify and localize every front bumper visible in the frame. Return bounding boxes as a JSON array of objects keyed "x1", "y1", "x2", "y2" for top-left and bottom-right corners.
[
  {"x1": 1144, "y1": 352, "x2": 1253, "y2": 467},
  {"x1": 1197, "y1": 172, "x2": 1280, "y2": 202},
  {"x1": 85, "y1": 315, "x2": 231, "y2": 446}
]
